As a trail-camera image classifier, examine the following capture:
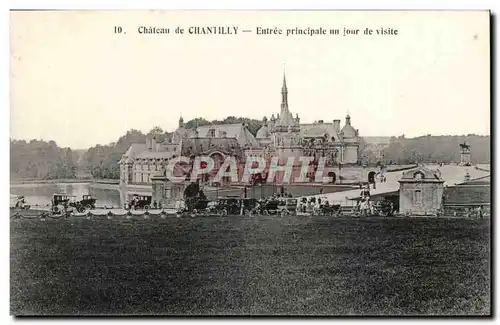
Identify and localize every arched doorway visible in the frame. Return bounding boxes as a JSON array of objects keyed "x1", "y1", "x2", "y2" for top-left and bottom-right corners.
[
  {"x1": 327, "y1": 171, "x2": 336, "y2": 184},
  {"x1": 368, "y1": 171, "x2": 376, "y2": 184}
]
